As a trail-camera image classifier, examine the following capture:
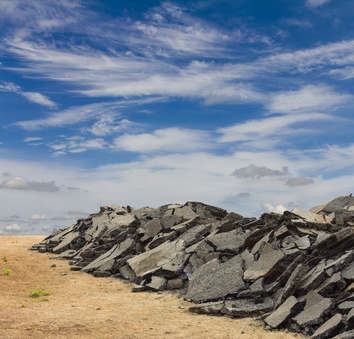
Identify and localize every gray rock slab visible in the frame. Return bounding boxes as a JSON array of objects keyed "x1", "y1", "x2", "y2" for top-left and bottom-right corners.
[
  {"x1": 338, "y1": 301, "x2": 354, "y2": 313},
  {"x1": 52, "y1": 231, "x2": 80, "y2": 254},
  {"x1": 138, "y1": 218, "x2": 162, "y2": 242},
  {"x1": 274, "y1": 263, "x2": 308, "y2": 309},
  {"x1": 244, "y1": 243, "x2": 285, "y2": 281},
  {"x1": 295, "y1": 235, "x2": 311, "y2": 249},
  {"x1": 170, "y1": 206, "x2": 199, "y2": 220},
  {"x1": 178, "y1": 223, "x2": 213, "y2": 248},
  {"x1": 127, "y1": 239, "x2": 186, "y2": 279},
  {"x1": 206, "y1": 229, "x2": 245, "y2": 254},
  {"x1": 221, "y1": 297, "x2": 274, "y2": 317},
  {"x1": 332, "y1": 330, "x2": 354, "y2": 339},
  {"x1": 294, "y1": 291, "x2": 333, "y2": 328},
  {"x1": 240, "y1": 249, "x2": 255, "y2": 271},
  {"x1": 119, "y1": 264, "x2": 136, "y2": 281},
  {"x1": 315, "y1": 271, "x2": 346, "y2": 296},
  {"x1": 237, "y1": 278, "x2": 264, "y2": 298},
  {"x1": 264, "y1": 296, "x2": 299, "y2": 328},
  {"x1": 185, "y1": 255, "x2": 246, "y2": 303},
  {"x1": 146, "y1": 276, "x2": 166, "y2": 291},
  {"x1": 310, "y1": 313, "x2": 343, "y2": 339},
  {"x1": 146, "y1": 231, "x2": 177, "y2": 250},
  {"x1": 166, "y1": 278, "x2": 183, "y2": 290},
  {"x1": 82, "y1": 238, "x2": 135, "y2": 273},
  {"x1": 342, "y1": 261, "x2": 354, "y2": 280},
  {"x1": 189, "y1": 301, "x2": 224, "y2": 315}
]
